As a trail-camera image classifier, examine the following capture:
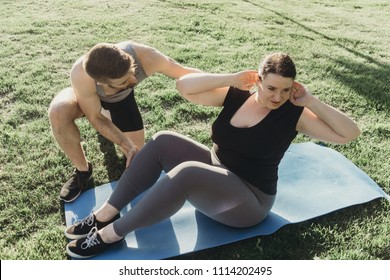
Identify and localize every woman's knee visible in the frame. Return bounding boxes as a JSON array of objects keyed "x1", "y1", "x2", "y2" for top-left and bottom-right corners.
[
  {"x1": 152, "y1": 130, "x2": 179, "y2": 142},
  {"x1": 173, "y1": 161, "x2": 205, "y2": 174},
  {"x1": 150, "y1": 131, "x2": 182, "y2": 150},
  {"x1": 151, "y1": 131, "x2": 210, "y2": 163},
  {"x1": 168, "y1": 162, "x2": 212, "y2": 188}
]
